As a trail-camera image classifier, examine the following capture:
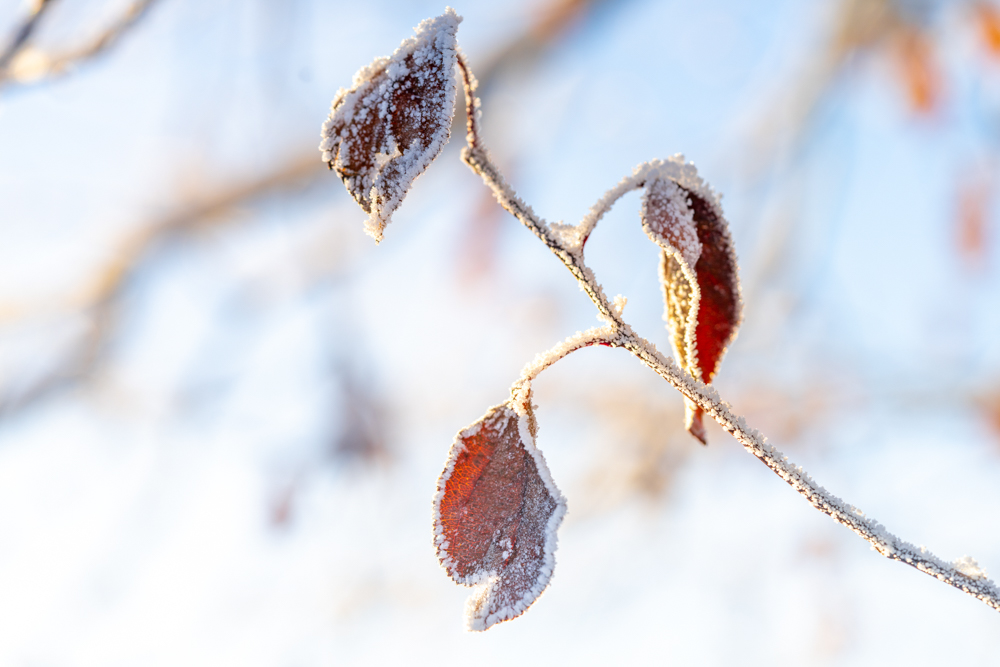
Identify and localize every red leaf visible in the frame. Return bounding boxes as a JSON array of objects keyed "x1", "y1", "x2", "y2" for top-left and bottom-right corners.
[
  {"x1": 433, "y1": 401, "x2": 566, "y2": 631},
  {"x1": 319, "y1": 10, "x2": 461, "y2": 243},
  {"x1": 642, "y1": 175, "x2": 742, "y2": 443}
]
